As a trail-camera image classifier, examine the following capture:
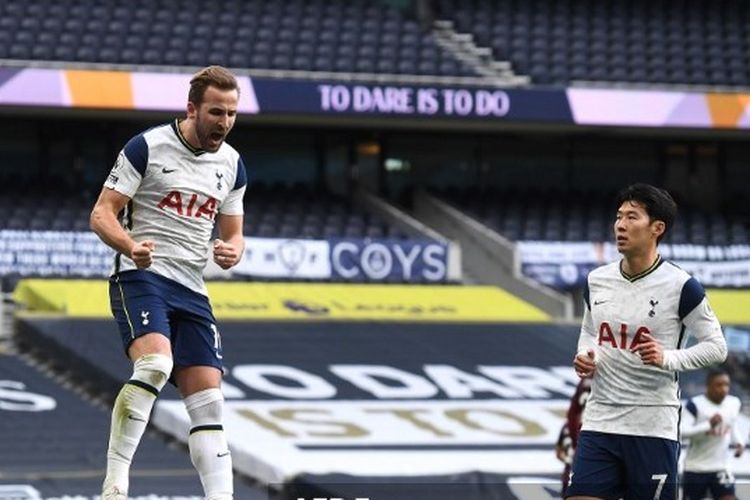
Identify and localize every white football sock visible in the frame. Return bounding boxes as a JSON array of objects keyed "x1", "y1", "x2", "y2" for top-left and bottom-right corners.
[
  {"x1": 102, "y1": 353, "x2": 173, "y2": 494},
  {"x1": 185, "y1": 388, "x2": 233, "y2": 500}
]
